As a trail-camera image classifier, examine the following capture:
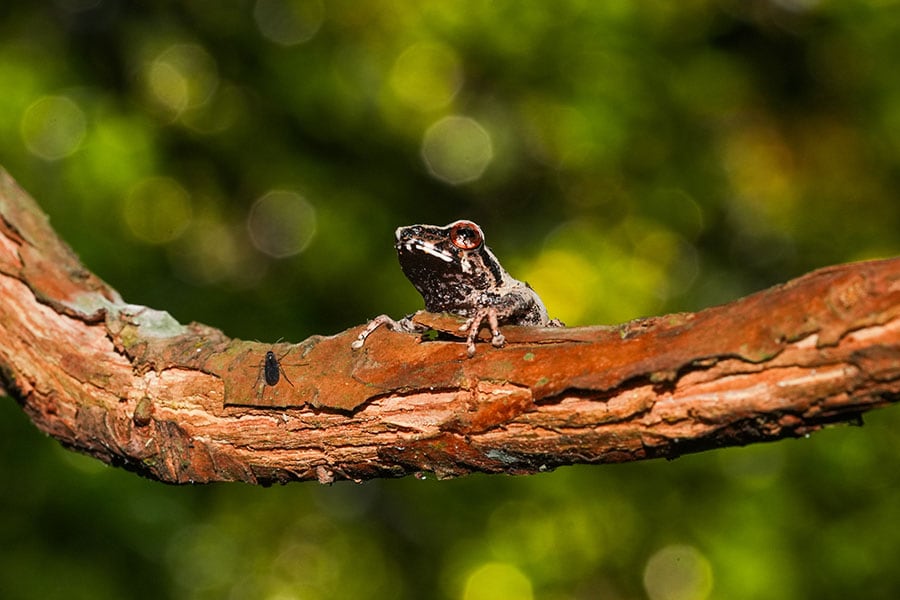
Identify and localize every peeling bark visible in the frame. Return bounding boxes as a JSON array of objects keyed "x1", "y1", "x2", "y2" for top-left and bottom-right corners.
[{"x1": 0, "y1": 168, "x2": 898, "y2": 484}]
